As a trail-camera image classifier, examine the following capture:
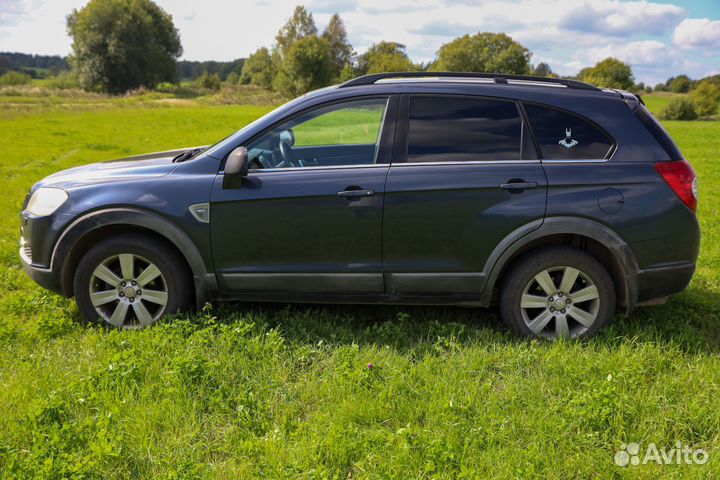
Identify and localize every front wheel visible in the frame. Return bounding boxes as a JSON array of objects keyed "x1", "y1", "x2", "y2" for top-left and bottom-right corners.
[
  {"x1": 500, "y1": 246, "x2": 616, "y2": 339},
  {"x1": 73, "y1": 234, "x2": 192, "y2": 328}
]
